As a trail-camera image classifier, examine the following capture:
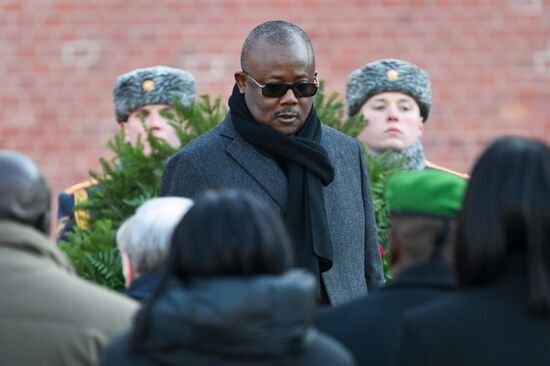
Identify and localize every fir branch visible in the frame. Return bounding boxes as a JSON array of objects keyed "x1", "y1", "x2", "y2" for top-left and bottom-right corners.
[{"x1": 60, "y1": 96, "x2": 224, "y2": 291}]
